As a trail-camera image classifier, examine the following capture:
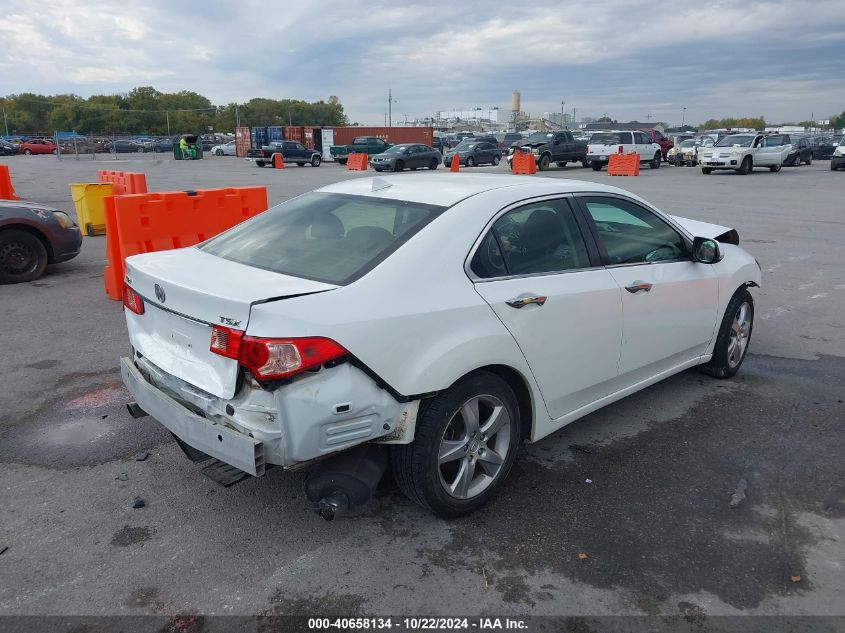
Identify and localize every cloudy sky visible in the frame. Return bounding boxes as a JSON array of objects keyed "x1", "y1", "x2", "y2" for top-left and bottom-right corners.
[{"x1": 2, "y1": 0, "x2": 844, "y2": 126}]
